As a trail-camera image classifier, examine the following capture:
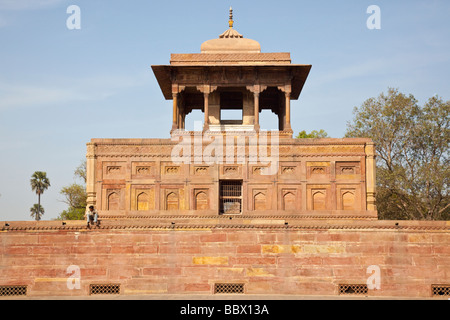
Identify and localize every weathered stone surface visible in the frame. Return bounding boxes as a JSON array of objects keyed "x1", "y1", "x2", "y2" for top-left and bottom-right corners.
[{"x1": 0, "y1": 220, "x2": 449, "y2": 298}]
